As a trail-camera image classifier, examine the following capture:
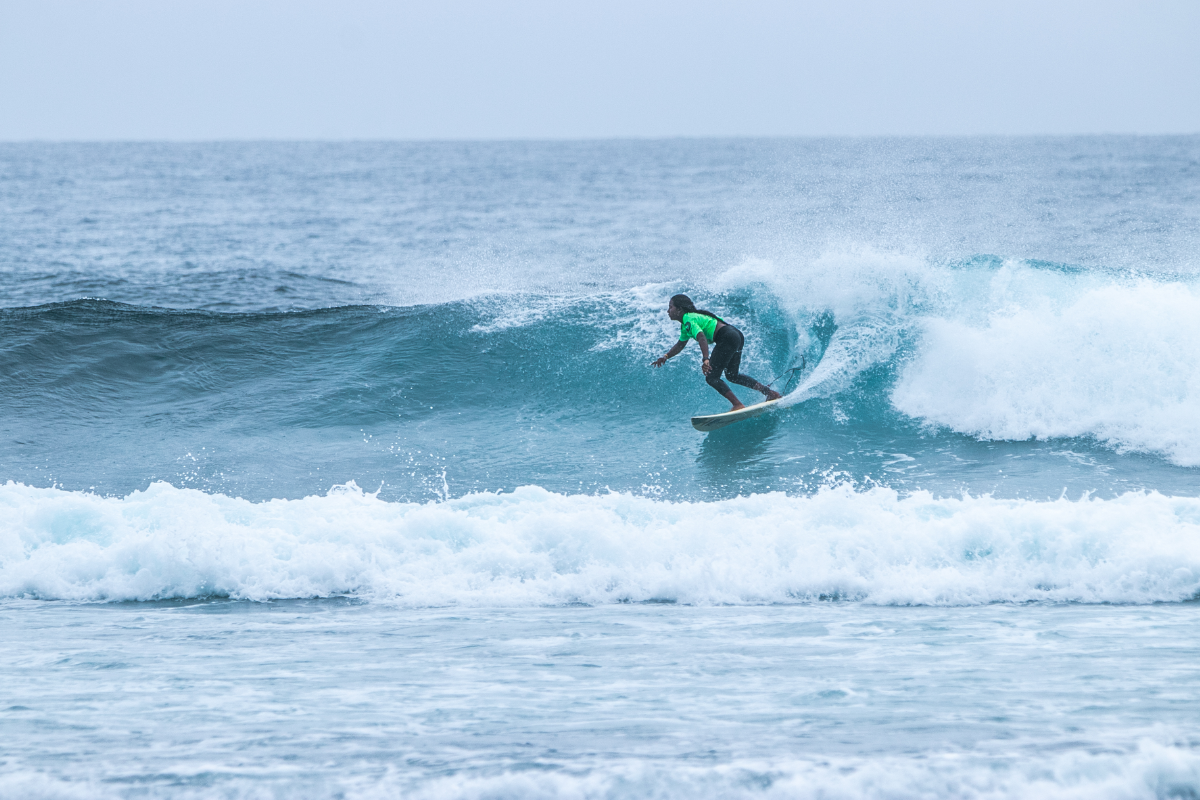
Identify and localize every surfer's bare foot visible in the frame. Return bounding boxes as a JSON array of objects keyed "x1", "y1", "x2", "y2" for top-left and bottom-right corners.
[
  {"x1": 729, "y1": 402, "x2": 746, "y2": 412},
  {"x1": 765, "y1": 389, "x2": 783, "y2": 401}
]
